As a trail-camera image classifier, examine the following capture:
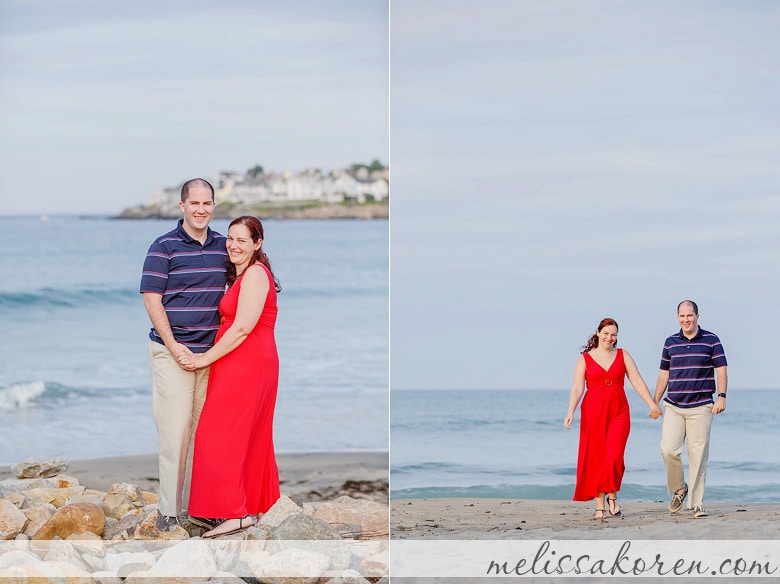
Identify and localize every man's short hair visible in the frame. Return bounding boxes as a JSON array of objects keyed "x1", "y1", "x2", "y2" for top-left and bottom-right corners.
[
  {"x1": 677, "y1": 299, "x2": 699, "y2": 315},
  {"x1": 180, "y1": 178, "x2": 215, "y2": 202}
]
